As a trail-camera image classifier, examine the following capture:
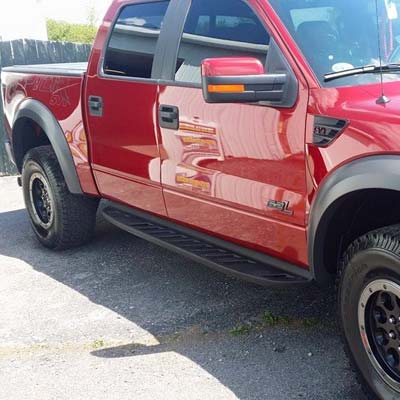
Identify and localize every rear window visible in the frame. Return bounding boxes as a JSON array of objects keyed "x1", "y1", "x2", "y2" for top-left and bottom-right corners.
[{"x1": 103, "y1": 1, "x2": 169, "y2": 79}]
